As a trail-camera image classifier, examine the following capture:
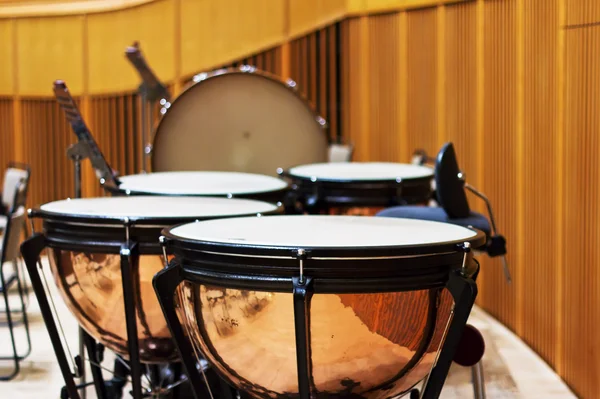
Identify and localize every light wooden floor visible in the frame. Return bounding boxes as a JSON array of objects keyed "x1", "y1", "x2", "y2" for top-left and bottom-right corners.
[{"x1": 0, "y1": 260, "x2": 576, "y2": 399}]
